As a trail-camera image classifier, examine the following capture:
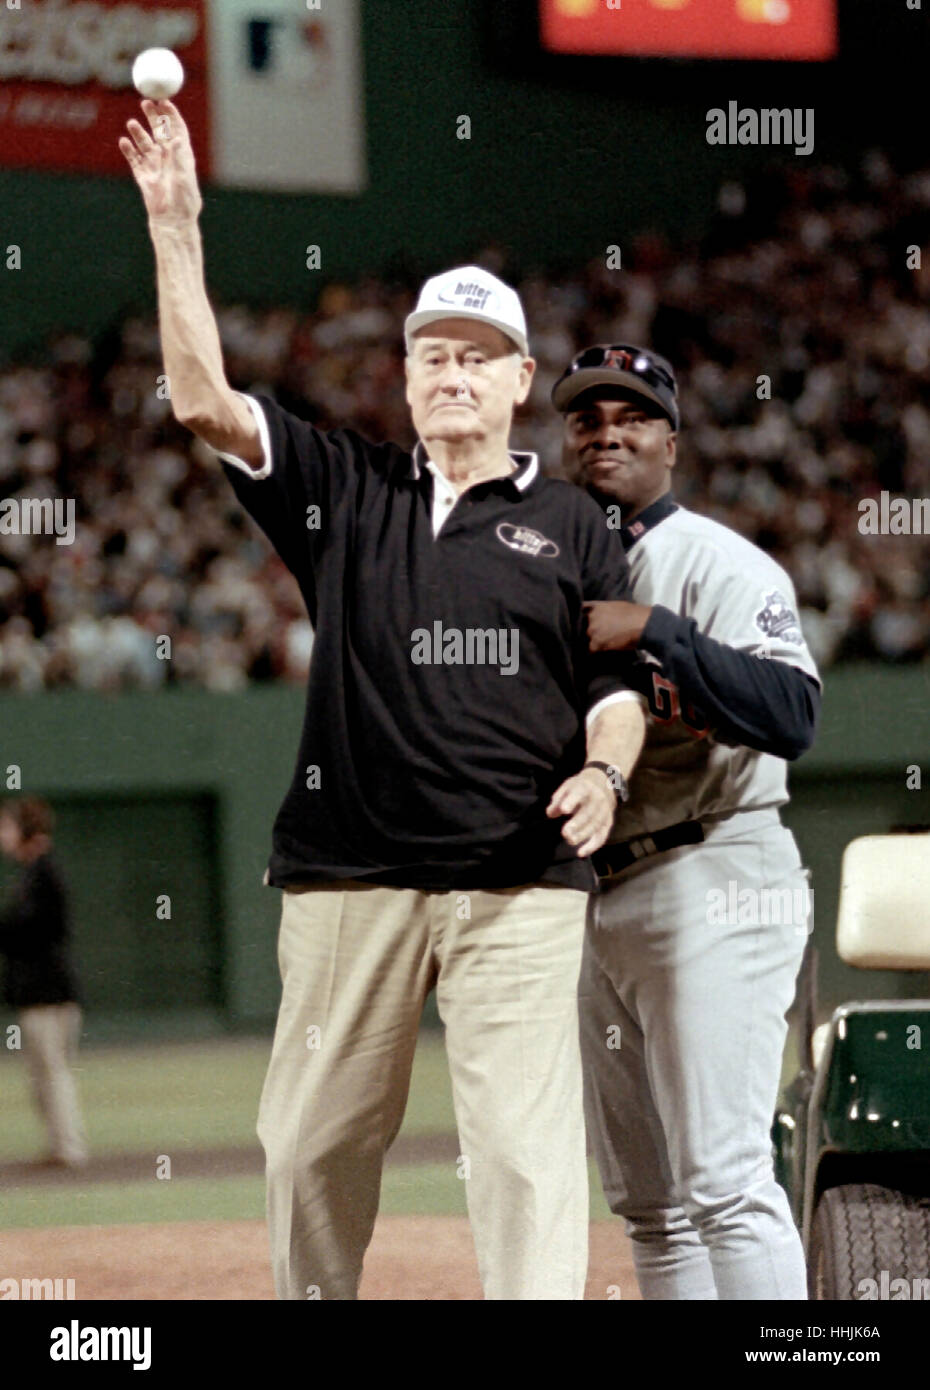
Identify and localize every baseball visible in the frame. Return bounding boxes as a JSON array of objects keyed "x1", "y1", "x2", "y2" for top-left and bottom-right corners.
[{"x1": 132, "y1": 49, "x2": 185, "y2": 101}]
